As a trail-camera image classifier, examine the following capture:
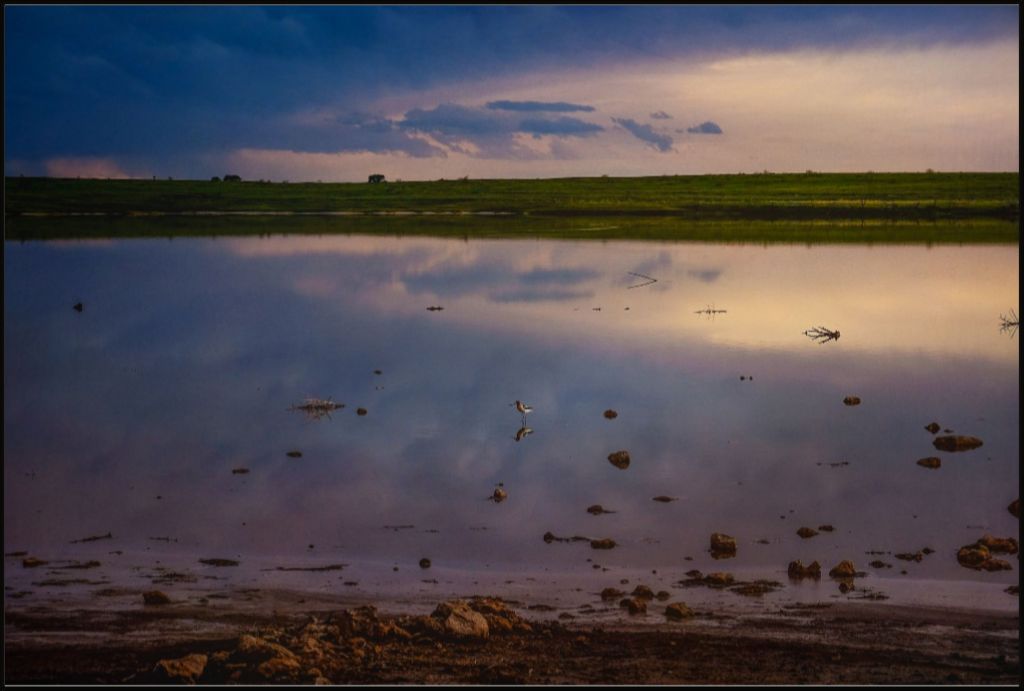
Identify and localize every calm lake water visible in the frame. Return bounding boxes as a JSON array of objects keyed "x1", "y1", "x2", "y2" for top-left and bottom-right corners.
[{"x1": 4, "y1": 232, "x2": 1019, "y2": 611}]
